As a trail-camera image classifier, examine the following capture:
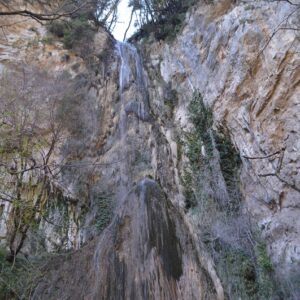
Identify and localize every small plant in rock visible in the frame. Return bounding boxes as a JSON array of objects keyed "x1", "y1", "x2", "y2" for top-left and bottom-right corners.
[
  {"x1": 41, "y1": 36, "x2": 54, "y2": 45},
  {"x1": 187, "y1": 91, "x2": 214, "y2": 159}
]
